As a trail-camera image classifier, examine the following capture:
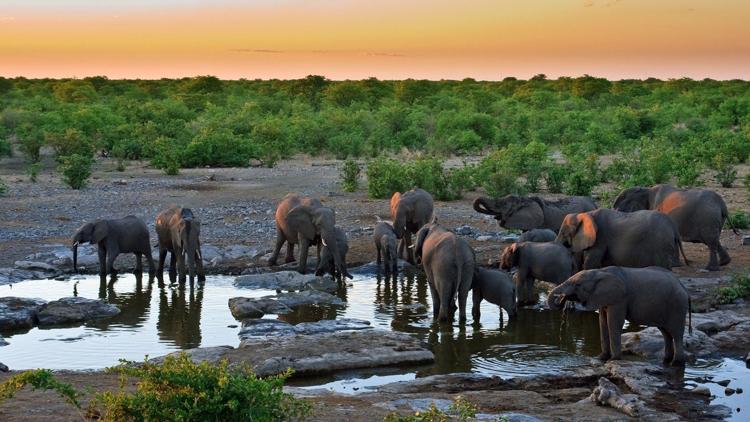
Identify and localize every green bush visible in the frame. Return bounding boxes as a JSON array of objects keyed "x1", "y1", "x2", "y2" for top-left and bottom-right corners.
[
  {"x1": 0, "y1": 178, "x2": 7, "y2": 196},
  {"x1": 384, "y1": 396, "x2": 477, "y2": 422},
  {"x1": 58, "y1": 154, "x2": 93, "y2": 189},
  {"x1": 482, "y1": 168, "x2": 524, "y2": 198},
  {"x1": 745, "y1": 173, "x2": 750, "y2": 199},
  {"x1": 94, "y1": 354, "x2": 309, "y2": 422},
  {"x1": 0, "y1": 138, "x2": 11, "y2": 157},
  {"x1": 46, "y1": 128, "x2": 96, "y2": 161},
  {"x1": 712, "y1": 154, "x2": 737, "y2": 188},
  {"x1": 27, "y1": 162, "x2": 41, "y2": 182},
  {"x1": 727, "y1": 210, "x2": 750, "y2": 230},
  {"x1": 340, "y1": 159, "x2": 361, "y2": 192},
  {"x1": 366, "y1": 157, "x2": 406, "y2": 199},
  {"x1": 717, "y1": 275, "x2": 750, "y2": 304},
  {"x1": 544, "y1": 163, "x2": 565, "y2": 193},
  {"x1": 0, "y1": 369, "x2": 81, "y2": 409},
  {"x1": 365, "y1": 157, "x2": 468, "y2": 201}
]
